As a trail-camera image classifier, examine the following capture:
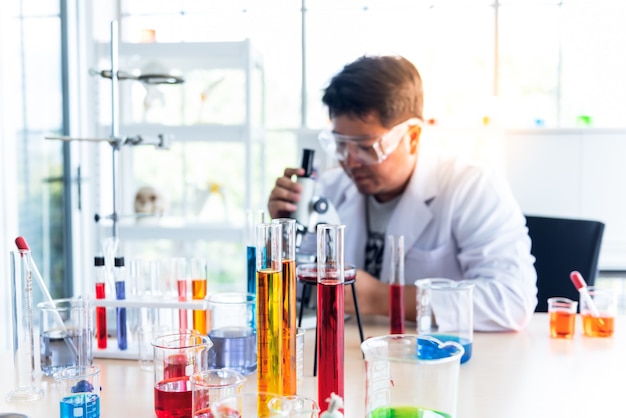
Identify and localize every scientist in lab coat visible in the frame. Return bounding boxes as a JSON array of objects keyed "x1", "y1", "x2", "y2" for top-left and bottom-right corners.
[{"x1": 268, "y1": 55, "x2": 538, "y2": 332}]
